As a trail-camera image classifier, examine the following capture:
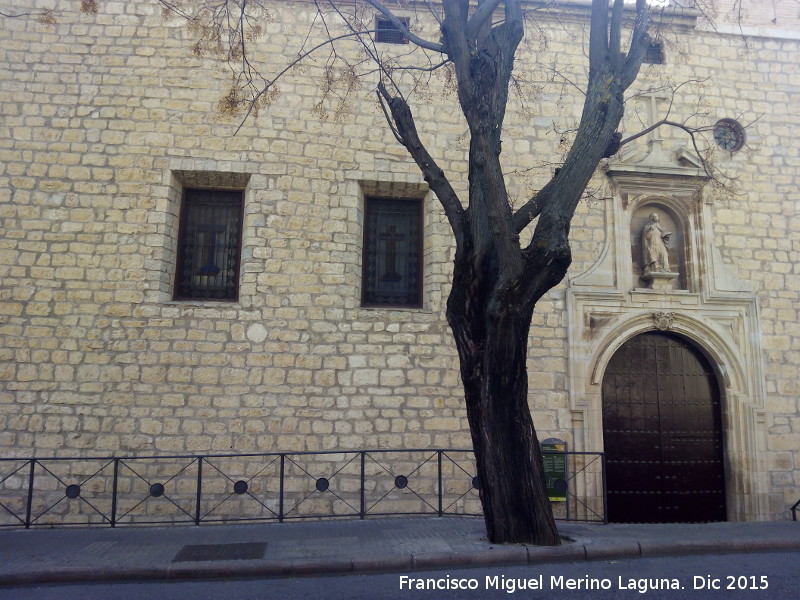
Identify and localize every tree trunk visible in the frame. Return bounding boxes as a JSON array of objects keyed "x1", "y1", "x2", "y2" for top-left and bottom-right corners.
[
  {"x1": 379, "y1": 0, "x2": 651, "y2": 548},
  {"x1": 447, "y1": 259, "x2": 561, "y2": 546}
]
